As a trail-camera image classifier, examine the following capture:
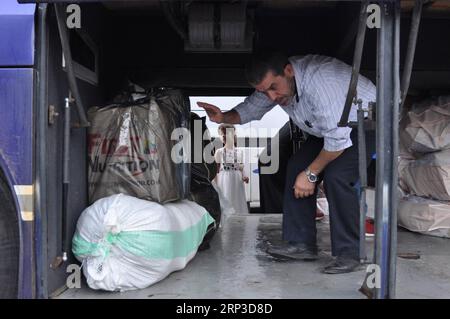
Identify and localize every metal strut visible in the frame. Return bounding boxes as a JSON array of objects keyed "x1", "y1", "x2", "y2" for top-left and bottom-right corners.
[
  {"x1": 374, "y1": 0, "x2": 401, "y2": 299},
  {"x1": 400, "y1": 0, "x2": 424, "y2": 116},
  {"x1": 338, "y1": 1, "x2": 369, "y2": 127},
  {"x1": 54, "y1": 4, "x2": 90, "y2": 127}
]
